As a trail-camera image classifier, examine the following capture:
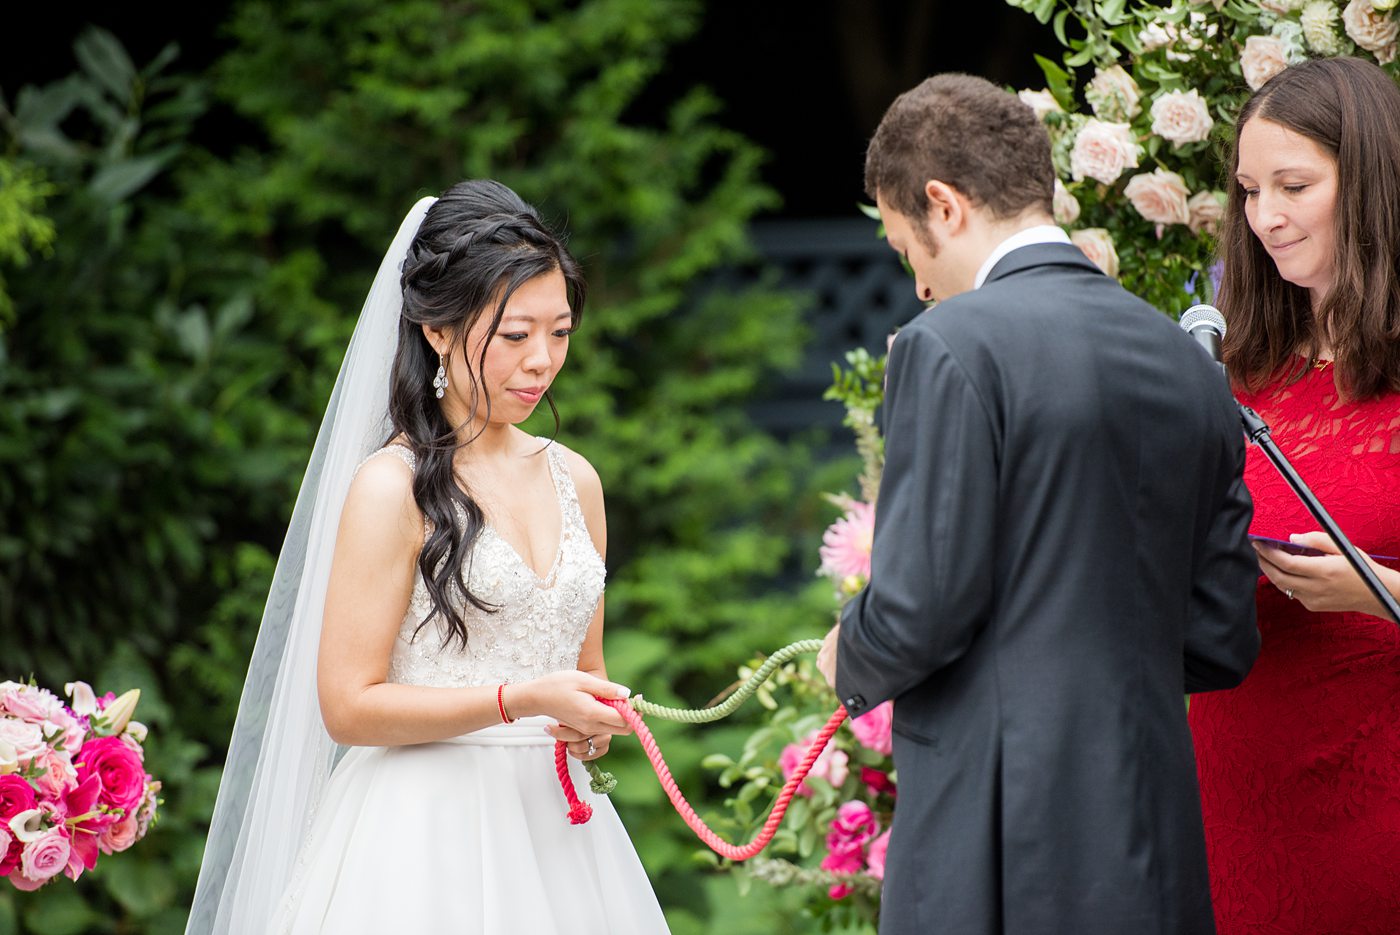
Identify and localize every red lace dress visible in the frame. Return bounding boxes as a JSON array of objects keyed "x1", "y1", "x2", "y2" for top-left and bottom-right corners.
[{"x1": 1189, "y1": 362, "x2": 1400, "y2": 934}]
